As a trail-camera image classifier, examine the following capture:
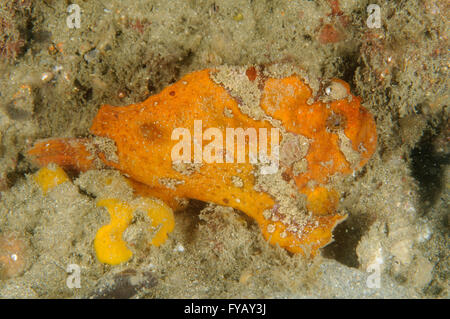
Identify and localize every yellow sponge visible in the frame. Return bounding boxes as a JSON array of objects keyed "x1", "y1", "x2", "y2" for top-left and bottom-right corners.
[
  {"x1": 135, "y1": 198, "x2": 175, "y2": 247},
  {"x1": 94, "y1": 197, "x2": 175, "y2": 265},
  {"x1": 33, "y1": 164, "x2": 69, "y2": 194},
  {"x1": 94, "y1": 199, "x2": 134, "y2": 265}
]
